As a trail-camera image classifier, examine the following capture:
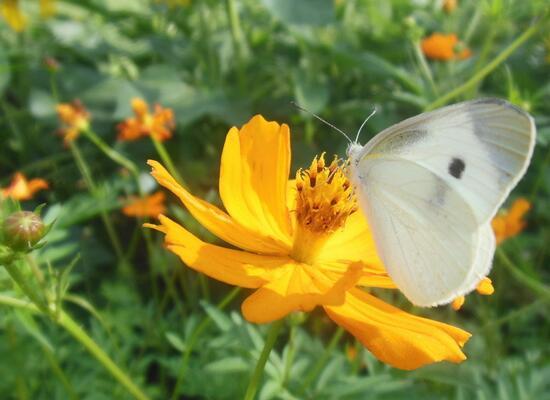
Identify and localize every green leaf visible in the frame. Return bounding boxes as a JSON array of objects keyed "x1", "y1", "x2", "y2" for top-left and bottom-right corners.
[
  {"x1": 0, "y1": 46, "x2": 10, "y2": 95},
  {"x1": 204, "y1": 357, "x2": 249, "y2": 373}
]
